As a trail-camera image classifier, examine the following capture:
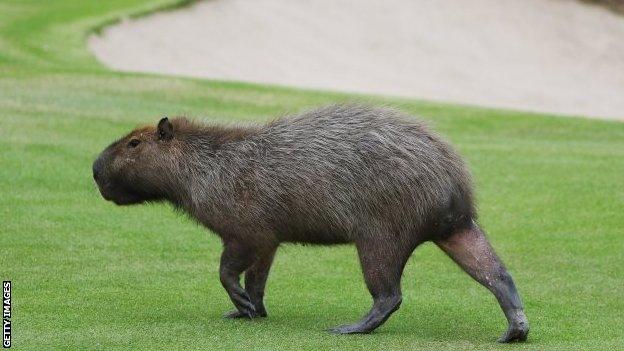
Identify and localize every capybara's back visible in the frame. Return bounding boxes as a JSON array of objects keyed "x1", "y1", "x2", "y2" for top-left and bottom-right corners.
[
  {"x1": 235, "y1": 105, "x2": 475, "y2": 245},
  {"x1": 93, "y1": 104, "x2": 528, "y2": 342}
]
